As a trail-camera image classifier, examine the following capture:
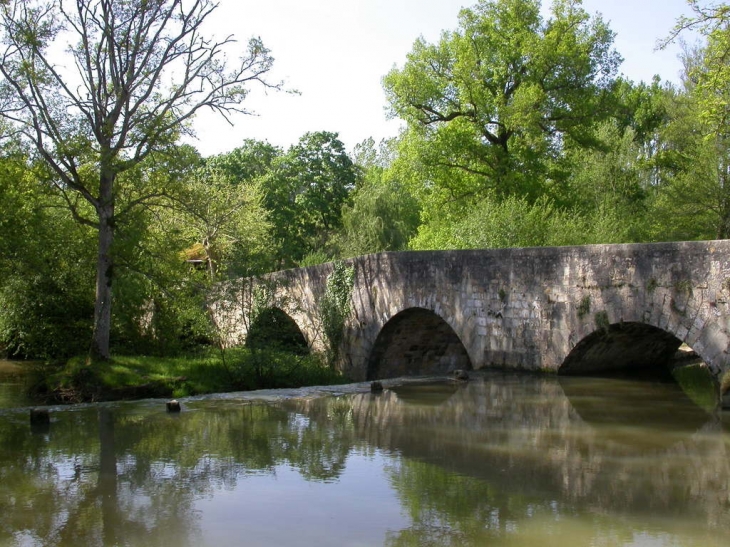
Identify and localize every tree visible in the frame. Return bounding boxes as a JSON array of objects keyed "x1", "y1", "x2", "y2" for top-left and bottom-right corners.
[
  {"x1": 338, "y1": 138, "x2": 420, "y2": 257},
  {"x1": 646, "y1": 42, "x2": 730, "y2": 240},
  {"x1": 260, "y1": 131, "x2": 357, "y2": 267},
  {"x1": 662, "y1": 1, "x2": 730, "y2": 133},
  {"x1": 0, "y1": 146, "x2": 96, "y2": 358},
  {"x1": 383, "y1": 0, "x2": 621, "y2": 204},
  {"x1": 173, "y1": 166, "x2": 273, "y2": 279},
  {"x1": 206, "y1": 139, "x2": 282, "y2": 184},
  {"x1": 0, "y1": 0, "x2": 278, "y2": 359}
]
